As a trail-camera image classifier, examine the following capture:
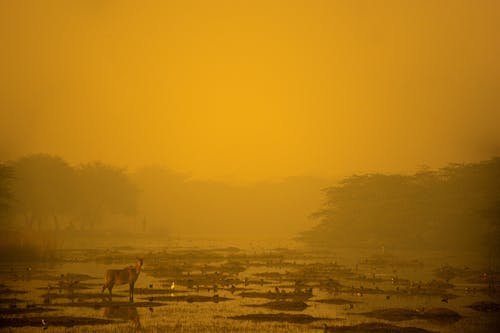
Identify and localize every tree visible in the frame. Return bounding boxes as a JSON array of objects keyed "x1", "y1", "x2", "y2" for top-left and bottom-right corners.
[
  {"x1": 75, "y1": 162, "x2": 137, "y2": 229},
  {"x1": 301, "y1": 157, "x2": 500, "y2": 252},
  {"x1": 0, "y1": 163, "x2": 14, "y2": 221},
  {"x1": 10, "y1": 154, "x2": 77, "y2": 230}
]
